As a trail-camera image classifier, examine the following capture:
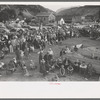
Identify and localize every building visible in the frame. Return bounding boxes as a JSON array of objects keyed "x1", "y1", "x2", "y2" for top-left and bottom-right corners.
[
  {"x1": 64, "y1": 16, "x2": 72, "y2": 23},
  {"x1": 82, "y1": 14, "x2": 94, "y2": 22},
  {"x1": 59, "y1": 18, "x2": 65, "y2": 25},
  {"x1": 81, "y1": 11, "x2": 100, "y2": 22},
  {"x1": 56, "y1": 15, "x2": 72, "y2": 24},
  {"x1": 36, "y1": 12, "x2": 55, "y2": 25}
]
